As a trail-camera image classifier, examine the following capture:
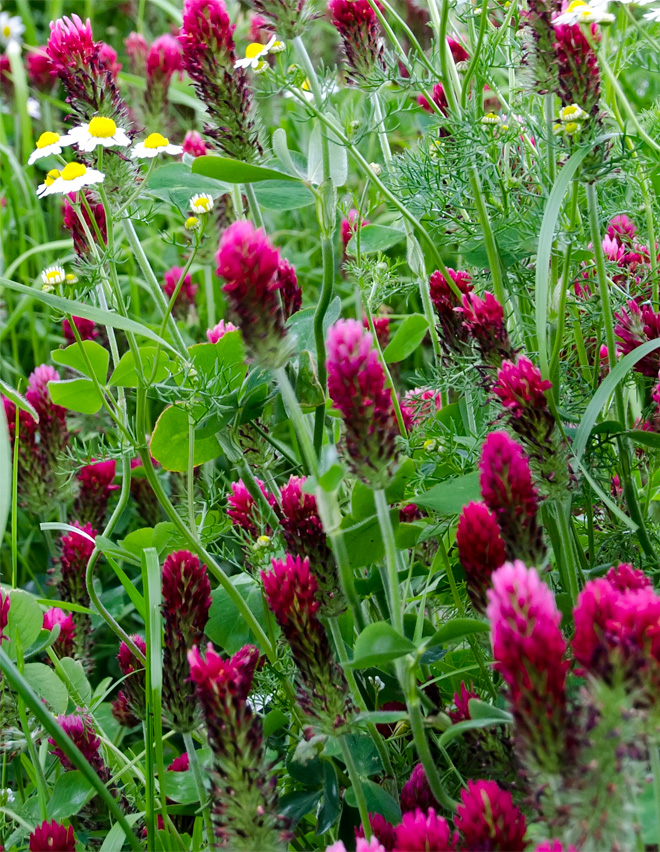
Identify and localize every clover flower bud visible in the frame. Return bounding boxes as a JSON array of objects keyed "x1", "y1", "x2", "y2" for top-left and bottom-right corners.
[
  {"x1": 429, "y1": 268, "x2": 474, "y2": 357},
  {"x1": 62, "y1": 316, "x2": 98, "y2": 345},
  {"x1": 455, "y1": 779, "x2": 527, "y2": 851},
  {"x1": 179, "y1": 0, "x2": 261, "y2": 161},
  {"x1": 206, "y1": 319, "x2": 239, "y2": 343},
  {"x1": 50, "y1": 711, "x2": 108, "y2": 780},
  {"x1": 111, "y1": 690, "x2": 140, "y2": 728},
  {"x1": 227, "y1": 478, "x2": 277, "y2": 538},
  {"x1": 63, "y1": 193, "x2": 107, "y2": 257},
  {"x1": 0, "y1": 590, "x2": 9, "y2": 644},
  {"x1": 329, "y1": 0, "x2": 386, "y2": 84},
  {"x1": 145, "y1": 34, "x2": 182, "y2": 118},
  {"x1": 216, "y1": 221, "x2": 290, "y2": 367},
  {"x1": 400, "y1": 764, "x2": 440, "y2": 815},
  {"x1": 458, "y1": 290, "x2": 514, "y2": 368},
  {"x1": 479, "y1": 432, "x2": 546, "y2": 567},
  {"x1": 28, "y1": 821, "x2": 76, "y2": 852},
  {"x1": 615, "y1": 299, "x2": 660, "y2": 377},
  {"x1": 43, "y1": 608, "x2": 77, "y2": 659},
  {"x1": 341, "y1": 209, "x2": 369, "y2": 250},
  {"x1": 487, "y1": 561, "x2": 568, "y2": 772},
  {"x1": 117, "y1": 635, "x2": 147, "y2": 720},
  {"x1": 326, "y1": 319, "x2": 400, "y2": 487},
  {"x1": 58, "y1": 522, "x2": 96, "y2": 665},
  {"x1": 355, "y1": 813, "x2": 396, "y2": 850},
  {"x1": 457, "y1": 501, "x2": 507, "y2": 613},
  {"x1": 392, "y1": 808, "x2": 457, "y2": 852},
  {"x1": 161, "y1": 550, "x2": 212, "y2": 732},
  {"x1": 163, "y1": 266, "x2": 198, "y2": 320},
  {"x1": 183, "y1": 129, "x2": 208, "y2": 157},
  {"x1": 262, "y1": 554, "x2": 353, "y2": 727}
]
